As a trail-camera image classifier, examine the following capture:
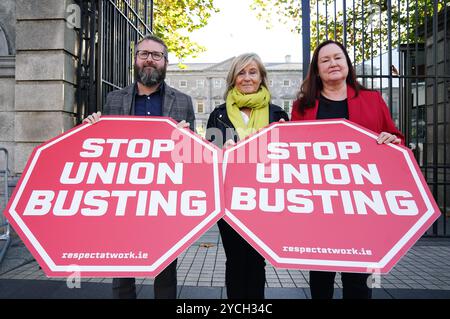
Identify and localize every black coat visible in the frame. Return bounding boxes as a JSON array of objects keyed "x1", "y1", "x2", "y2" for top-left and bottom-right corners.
[{"x1": 206, "y1": 103, "x2": 289, "y2": 148}]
